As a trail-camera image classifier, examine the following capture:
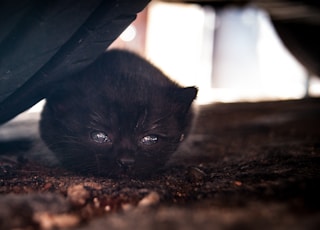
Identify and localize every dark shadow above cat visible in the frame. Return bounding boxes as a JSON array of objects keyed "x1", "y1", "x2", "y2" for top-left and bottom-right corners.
[{"x1": 40, "y1": 49, "x2": 197, "y2": 178}]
